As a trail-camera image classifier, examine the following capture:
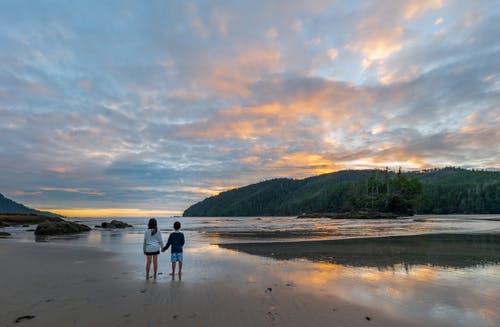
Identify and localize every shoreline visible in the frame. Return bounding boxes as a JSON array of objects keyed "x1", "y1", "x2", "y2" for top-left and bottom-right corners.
[{"x1": 0, "y1": 240, "x2": 425, "y2": 327}]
